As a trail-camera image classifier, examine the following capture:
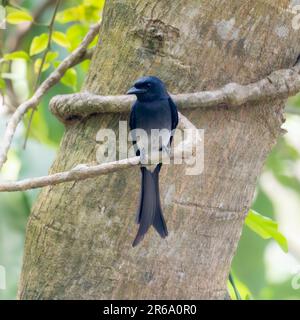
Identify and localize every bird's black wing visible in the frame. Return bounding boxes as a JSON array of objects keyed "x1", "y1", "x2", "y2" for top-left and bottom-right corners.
[
  {"x1": 129, "y1": 102, "x2": 137, "y2": 131},
  {"x1": 168, "y1": 96, "x2": 179, "y2": 130},
  {"x1": 168, "y1": 96, "x2": 179, "y2": 145},
  {"x1": 129, "y1": 102, "x2": 140, "y2": 156}
]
